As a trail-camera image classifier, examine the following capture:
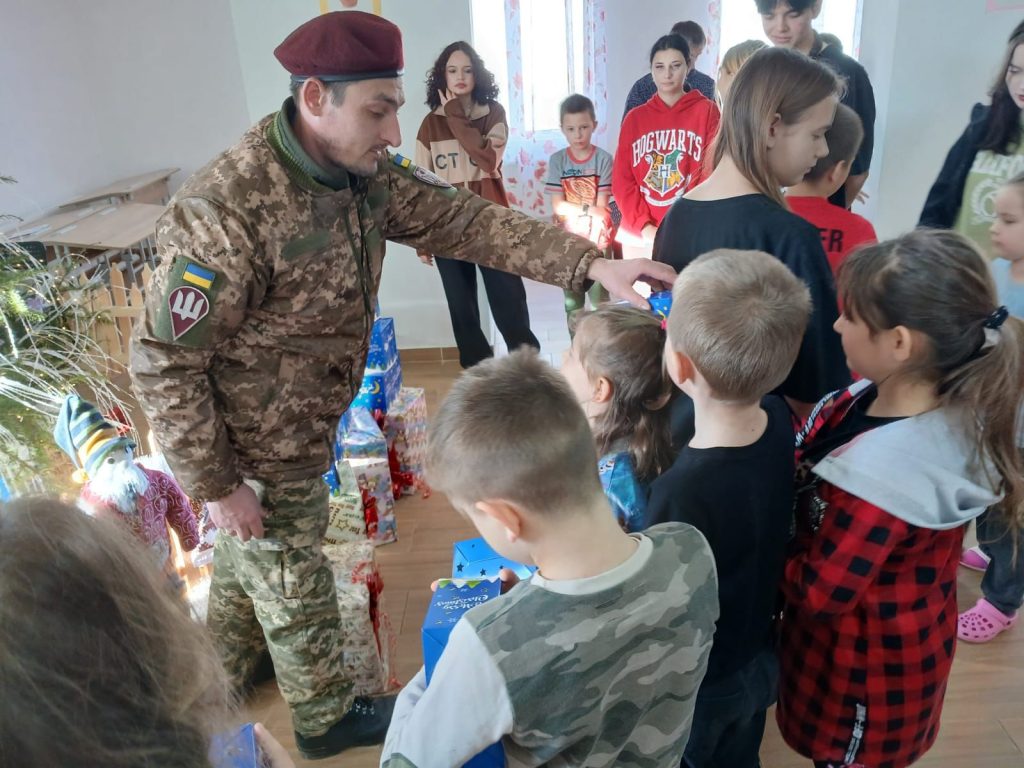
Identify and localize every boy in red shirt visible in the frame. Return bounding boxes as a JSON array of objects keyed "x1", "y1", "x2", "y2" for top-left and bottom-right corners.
[{"x1": 787, "y1": 103, "x2": 877, "y2": 276}]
